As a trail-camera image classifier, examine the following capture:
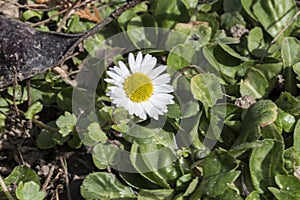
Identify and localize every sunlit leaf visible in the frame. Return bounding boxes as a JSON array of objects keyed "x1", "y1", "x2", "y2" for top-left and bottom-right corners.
[
  {"x1": 80, "y1": 172, "x2": 135, "y2": 199},
  {"x1": 249, "y1": 139, "x2": 285, "y2": 194},
  {"x1": 16, "y1": 181, "x2": 45, "y2": 200}
]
